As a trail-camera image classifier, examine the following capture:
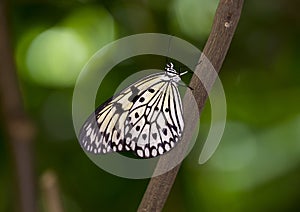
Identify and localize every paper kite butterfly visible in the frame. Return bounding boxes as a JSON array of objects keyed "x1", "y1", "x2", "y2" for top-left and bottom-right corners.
[{"x1": 79, "y1": 62, "x2": 188, "y2": 158}]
